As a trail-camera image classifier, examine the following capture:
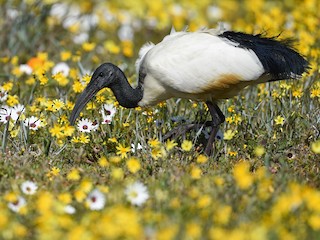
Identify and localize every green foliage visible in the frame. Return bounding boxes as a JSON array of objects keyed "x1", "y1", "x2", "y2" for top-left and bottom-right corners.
[{"x1": 0, "y1": 0, "x2": 319, "y2": 239}]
